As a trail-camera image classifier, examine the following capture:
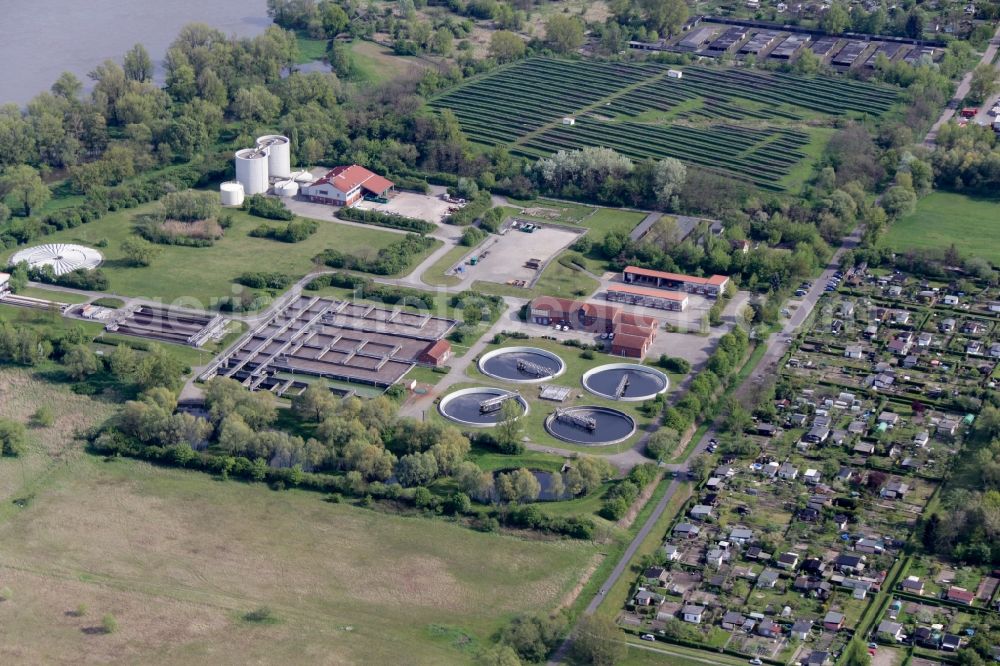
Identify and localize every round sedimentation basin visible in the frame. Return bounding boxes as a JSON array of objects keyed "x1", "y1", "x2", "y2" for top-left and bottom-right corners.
[
  {"x1": 478, "y1": 346, "x2": 566, "y2": 384},
  {"x1": 544, "y1": 406, "x2": 636, "y2": 446},
  {"x1": 438, "y1": 387, "x2": 528, "y2": 427},
  {"x1": 581, "y1": 363, "x2": 669, "y2": 402}
]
